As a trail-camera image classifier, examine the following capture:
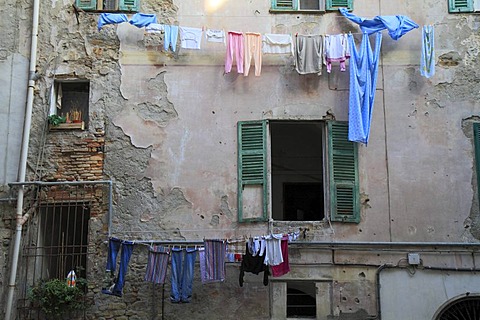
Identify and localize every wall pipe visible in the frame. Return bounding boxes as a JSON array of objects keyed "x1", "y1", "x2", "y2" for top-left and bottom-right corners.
[
  {"x1": 4, "y1": 0, "x2": 40, "y2": 318},
  {"x1": 291, "y1": 241, "x2": 480, "y2": 248}
]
